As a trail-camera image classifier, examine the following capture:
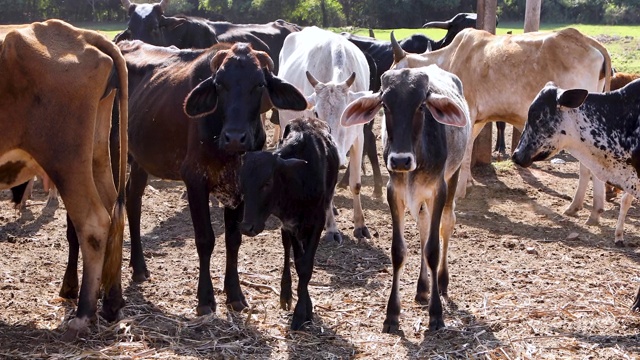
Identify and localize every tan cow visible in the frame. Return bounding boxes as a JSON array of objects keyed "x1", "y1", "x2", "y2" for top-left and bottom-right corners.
[
  {"x1": 0, "y1": 20, "x2": 128, "y2": 340},
  {"x1": 391, "y1": 28, "x2": 612, "y2": 225}
]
